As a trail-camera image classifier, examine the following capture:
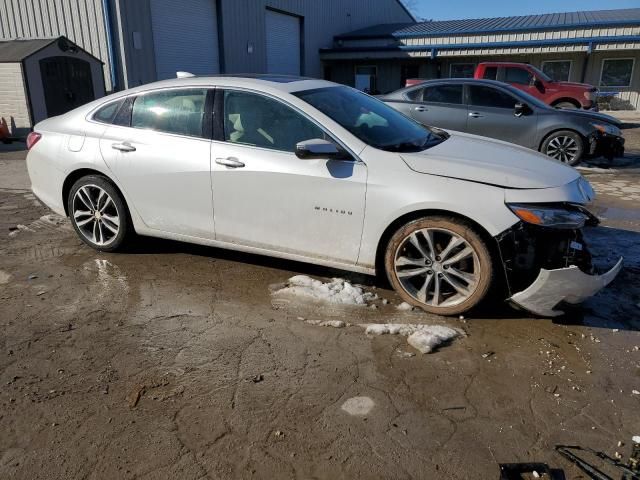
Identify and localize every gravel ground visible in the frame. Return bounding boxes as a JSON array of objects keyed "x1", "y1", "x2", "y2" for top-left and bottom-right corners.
[{"x1": 1, "y1": 124, "x2": 639, "y2": 479}]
